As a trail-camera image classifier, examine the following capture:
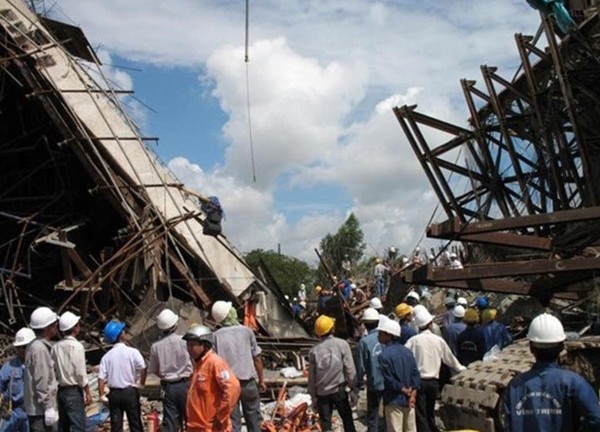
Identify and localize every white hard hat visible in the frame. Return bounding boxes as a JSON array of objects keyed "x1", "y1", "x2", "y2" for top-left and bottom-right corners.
[
  {"x1": 444, "y1": 296, "x2": 456, "y2": 306},
  {"x1": 157, "y1": 308, "x2": 179, "y2": 330},
  {"x1": 527, "y1": 313, "x2": 566, "y2": 345},
  {"x1": 13, "y1": 327, "x2": 35, "y2": 346},
  {"x1": 402, "y1": 257, "x2": 409, "y2": 264},
  {"x1": 452, "y1": 305, "x2": 466, "y2": 318},
  {"x1": 362, "y1": 308, "x2": 380, "y2": 322},
  {"x1": 414, "y1": 308, "x2": 434, "y2": 329},
  {"x1": 59, "y1": 311, "x2": 80, "y2": 332},
  {"x1": 456, "y1": 297, "x2": 468, "y2": 307},
  {"x1": 406, "y1": 291, "x2": 420, "y2": 301},
  {"x1": 299, "y1": 301, "x2": 307, "y2": 308},
  {"x1": 377, "y1": 316, "x2": 401, "y2": 337},
  {"x1": 211, "y1": 301, "x2": 233, "y2": 324},
  {"x1": 350, "y1": 283, "x2": 357, "y2": 289},
  {"x1": 450, "y1": 252, "x2": 458, "y2": 259},
  {"x1": 300, "y1": 283, "x2": 305, "y2": 290},
  {"x1": 369, "y1": 297, "x2": 383, "y2": 310},
  {"x1": 30, "y1": 307, "x2": 58, "y2": 329}
]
